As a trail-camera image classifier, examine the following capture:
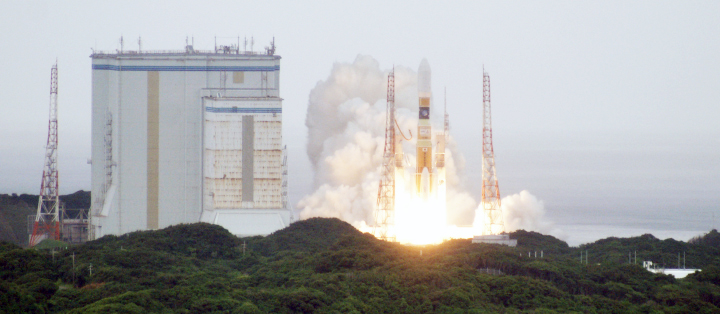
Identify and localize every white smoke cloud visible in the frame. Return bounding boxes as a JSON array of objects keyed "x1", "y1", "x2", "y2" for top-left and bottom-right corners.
[
  {"x1": 501, "y1": 190, "x2": 566, "y2": 240},
  {"x1": 298, "y1": 55, "x2": 477, "y2": 228}
]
